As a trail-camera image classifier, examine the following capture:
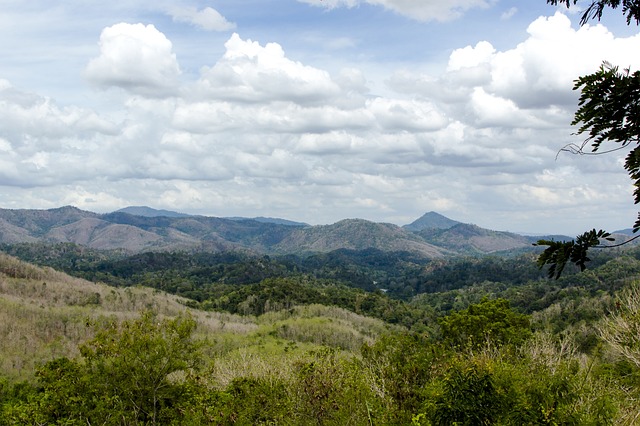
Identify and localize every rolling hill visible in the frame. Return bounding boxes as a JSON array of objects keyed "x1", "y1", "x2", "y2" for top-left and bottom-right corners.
[
  {"x1": 0, "y1": 252, "x2": 396, "y2": 382},
  {"x1": 0, "y1": 206, "x2": 556, "y2": 257},
  {"x1": 273, "y1": 218, "x2": 448, "y2": 257},
  {"x1": 415, "y1": 223, "x2": 533, "y2": 254}
]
